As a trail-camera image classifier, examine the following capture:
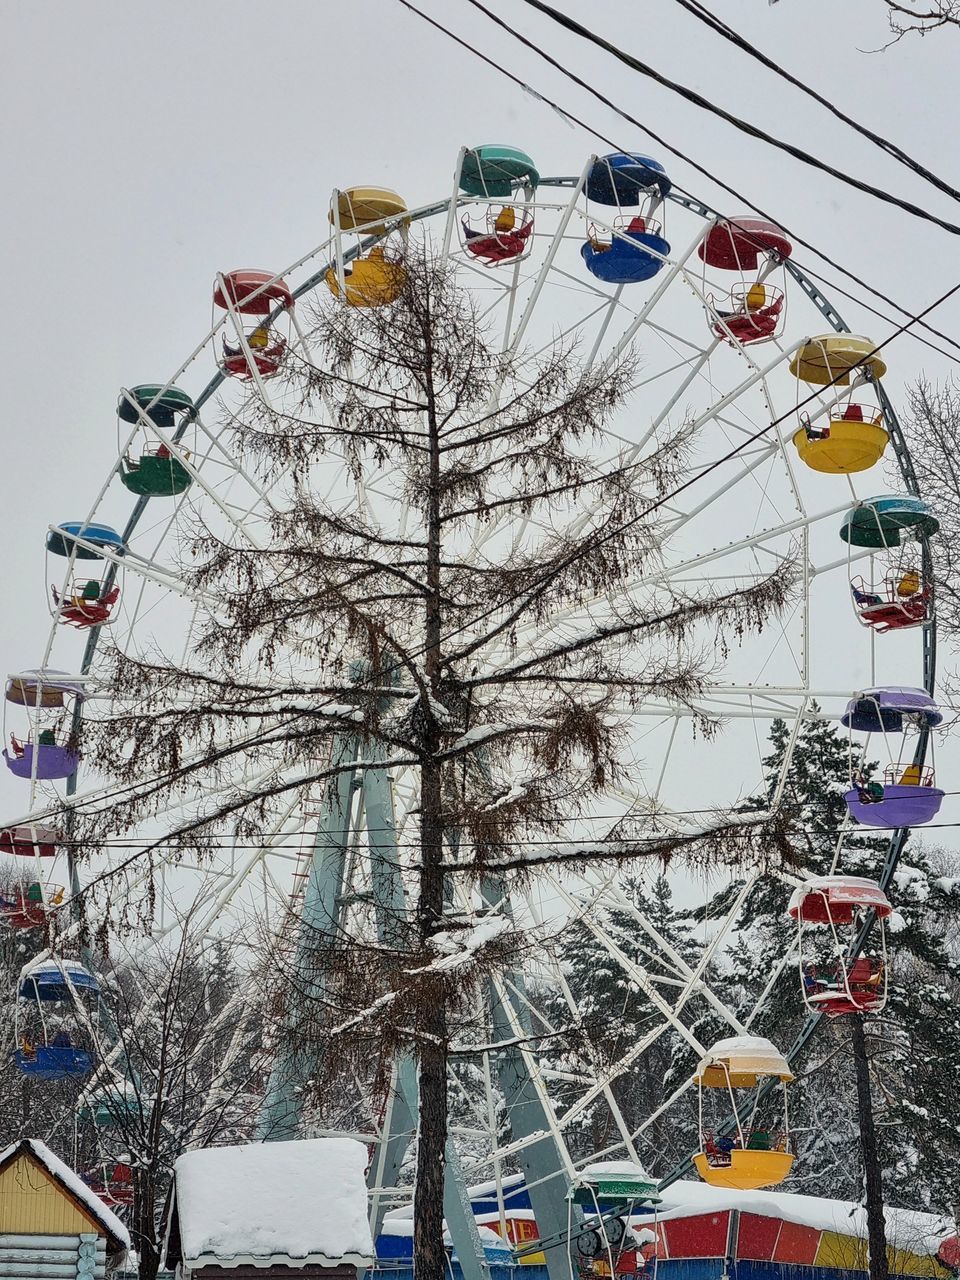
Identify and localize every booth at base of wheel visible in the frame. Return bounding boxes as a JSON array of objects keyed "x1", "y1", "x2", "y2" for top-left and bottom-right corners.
[
  {"x1": 364, "y1": 1172, "x2": 953, "y2": 1280},
  {"x1": 0, "y1": 1138, "x2": 129, "y2": 1278},
  {"x1": 163, "y1": 1136, "x2": 374, "y2": 1279}
]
